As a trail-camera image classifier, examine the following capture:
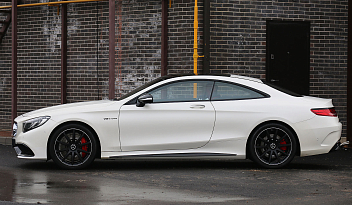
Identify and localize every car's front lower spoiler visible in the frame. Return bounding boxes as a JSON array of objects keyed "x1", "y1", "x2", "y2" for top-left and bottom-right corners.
[
  {"x1": 13, "y1": 141, "x2": 35, "y2": 157},
  {"x1": 330, "y1": 141, "x2": 350, "y2": 152}
]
